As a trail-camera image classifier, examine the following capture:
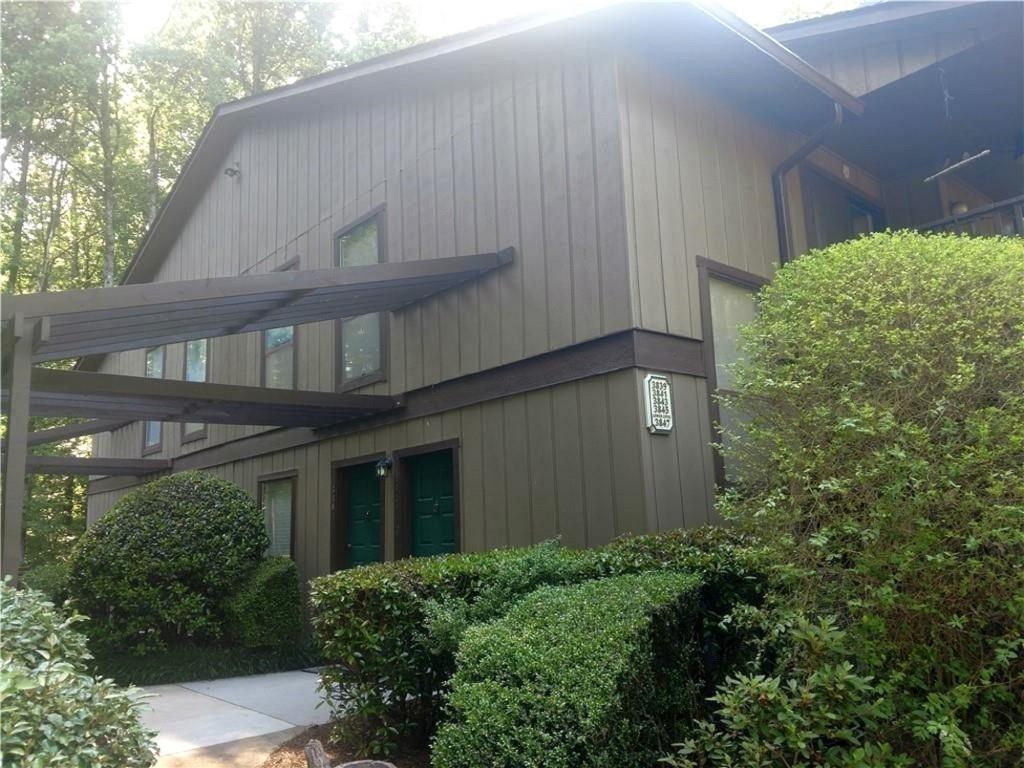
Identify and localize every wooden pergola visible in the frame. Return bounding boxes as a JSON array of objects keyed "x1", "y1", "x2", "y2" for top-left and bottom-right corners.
[{"x1": 0, "y1": 248, "x2": 513, "y2": 579}]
